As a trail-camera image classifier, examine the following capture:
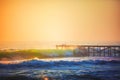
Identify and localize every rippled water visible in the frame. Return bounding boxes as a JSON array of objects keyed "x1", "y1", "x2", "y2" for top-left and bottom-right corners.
[{"x1": 0, "y1": 57, "x2": 120, "y2": 80}]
